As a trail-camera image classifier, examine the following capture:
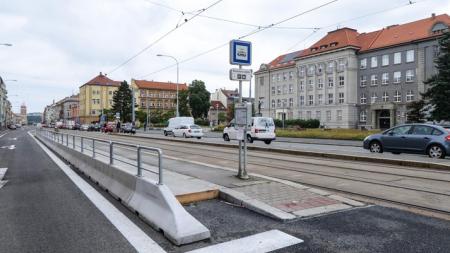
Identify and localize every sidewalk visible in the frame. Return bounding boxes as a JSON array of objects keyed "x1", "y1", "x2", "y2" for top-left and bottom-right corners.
[{"x1": 76, "y1": 140, "x2": 366, "y2": 220}]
